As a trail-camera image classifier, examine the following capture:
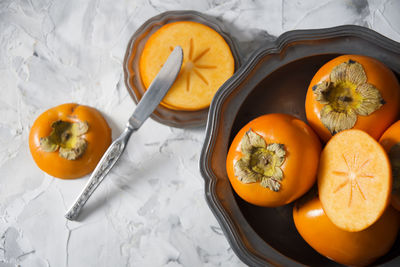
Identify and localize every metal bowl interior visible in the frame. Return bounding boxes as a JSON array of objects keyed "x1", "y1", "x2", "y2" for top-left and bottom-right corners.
[
  {"x1": 200, "y1": 25, "x2": 400, "y2": 266},
  {"x1": 123, "y1": 10, "x2": 241, "y2": 128}
]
